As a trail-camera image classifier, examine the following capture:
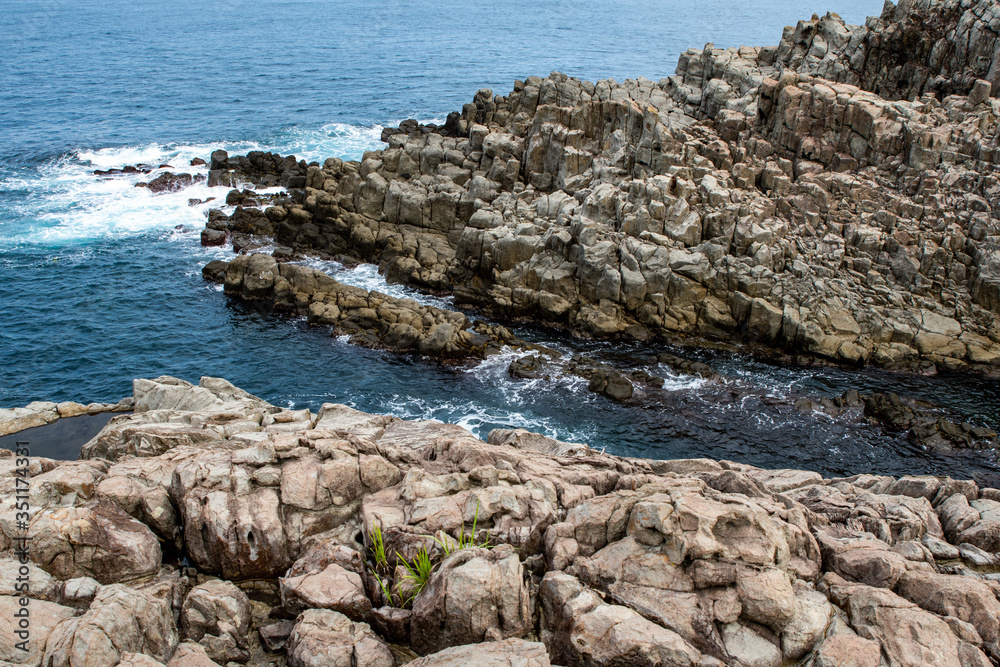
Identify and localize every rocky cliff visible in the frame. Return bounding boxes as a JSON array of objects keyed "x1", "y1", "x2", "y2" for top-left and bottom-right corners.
[
  {"x1": 2, "y1": 376, "x2": 1000, "y2": 666},
  {"x1": 202, "y1": 0, "x2": 1000, "y2": 374}
]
